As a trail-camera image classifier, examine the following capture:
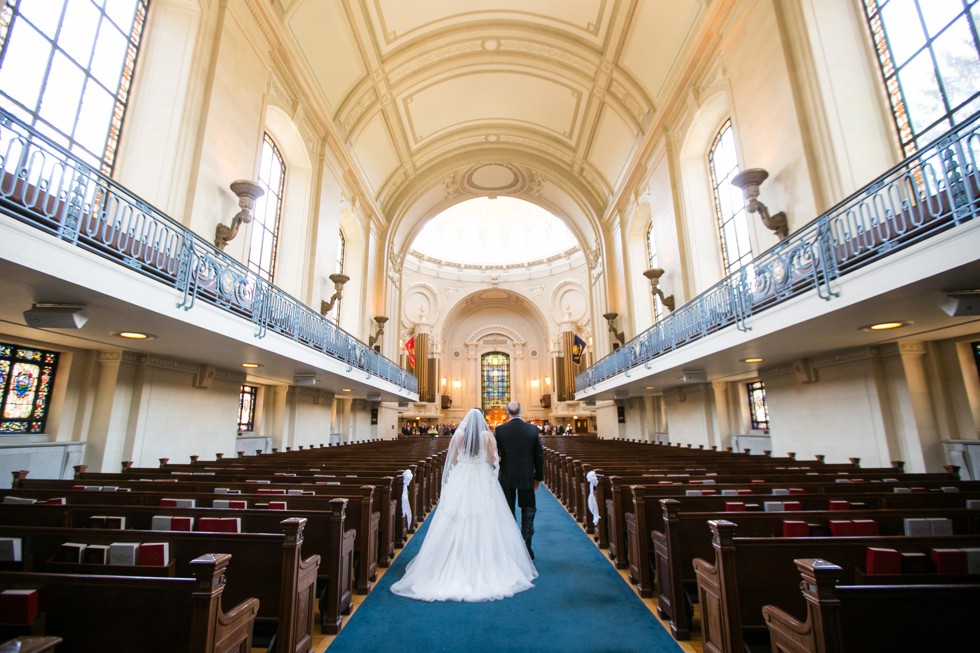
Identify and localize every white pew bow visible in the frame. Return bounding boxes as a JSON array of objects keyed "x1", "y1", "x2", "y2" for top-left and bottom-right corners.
[
  {"x1": 586, "y1": 470, "x2": 600, "y2": 525},
  {"x1": 401, "y1": 468, "x2": 413, "y2": 528}
]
